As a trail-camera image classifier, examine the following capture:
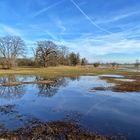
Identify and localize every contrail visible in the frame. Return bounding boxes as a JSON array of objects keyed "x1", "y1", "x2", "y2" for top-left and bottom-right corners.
[
  {"x1": 70, "y1": 0, "x2": 112, "y2": 34},
  {"x1": 46, "y1": 30, "x2": 58, "y2": 41},
  {"x1": 32, "y1": 0, "x2": 65, "y2": 18}
]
